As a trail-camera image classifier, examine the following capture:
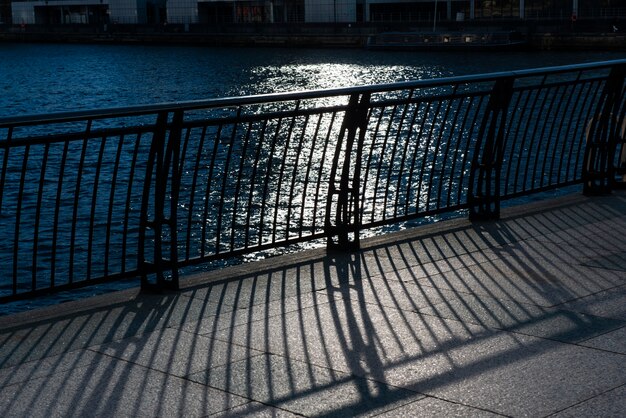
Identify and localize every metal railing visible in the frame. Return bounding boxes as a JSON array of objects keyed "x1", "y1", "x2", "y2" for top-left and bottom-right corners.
[{"x1": 1, "y1": 60, "x2": 625, "y2": 302}]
